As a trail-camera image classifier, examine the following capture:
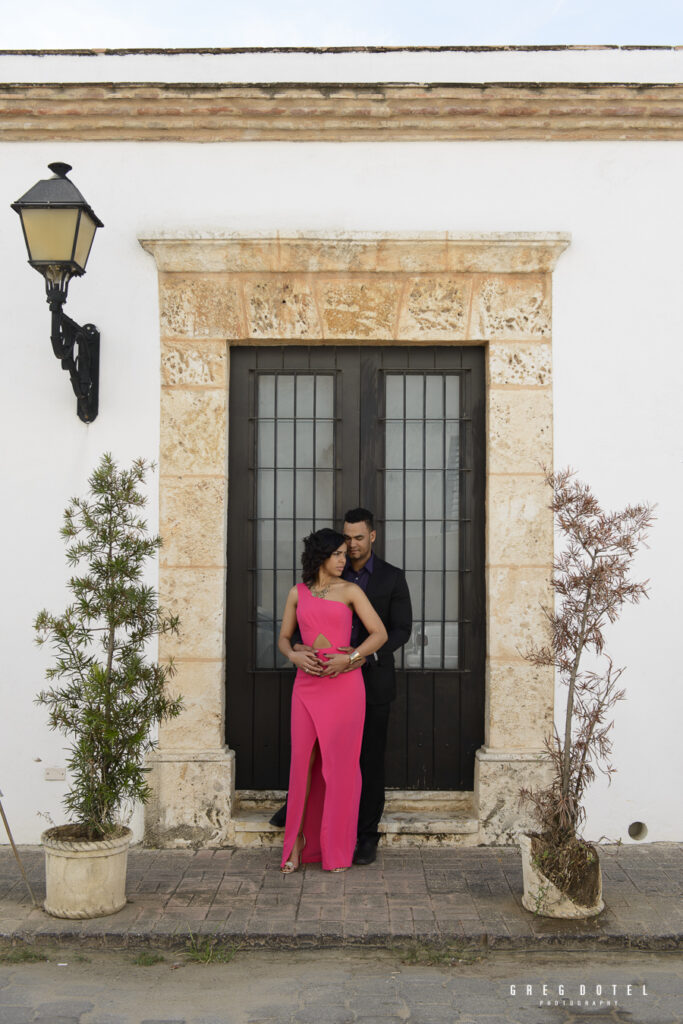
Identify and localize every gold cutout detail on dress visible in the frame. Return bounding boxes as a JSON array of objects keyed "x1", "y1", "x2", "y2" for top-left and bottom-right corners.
[{"x1": 313, "y1": 633, "x2": 332, "y2": 649}]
